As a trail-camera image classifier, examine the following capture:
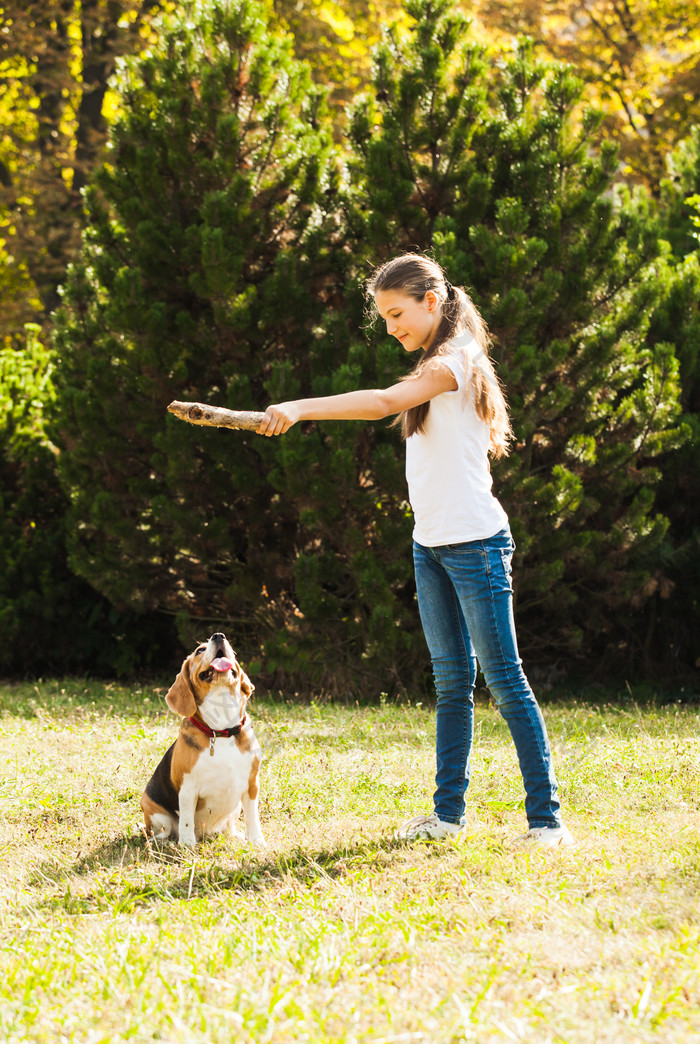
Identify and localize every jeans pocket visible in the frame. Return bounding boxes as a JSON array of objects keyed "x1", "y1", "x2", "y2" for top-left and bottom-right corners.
[{"x1": 500, "y1": 548, "x2": 514, "y2": 592}]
